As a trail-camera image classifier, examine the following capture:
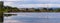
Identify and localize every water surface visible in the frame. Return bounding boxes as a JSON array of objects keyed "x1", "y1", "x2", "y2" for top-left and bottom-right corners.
[{"x1": 4, "y1": 12, "x2": 60, "y2": 23}]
